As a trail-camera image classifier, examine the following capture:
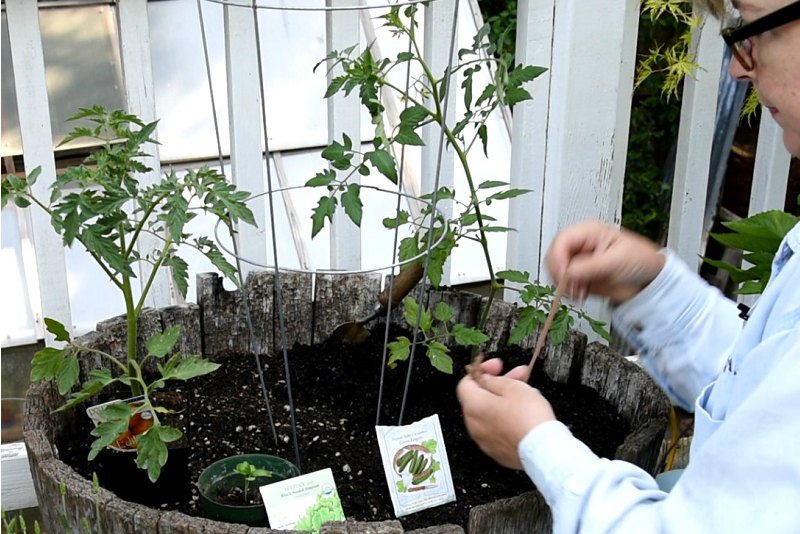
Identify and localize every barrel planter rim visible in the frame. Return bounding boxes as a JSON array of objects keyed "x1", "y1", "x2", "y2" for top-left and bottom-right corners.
[{"x1": 23, "y1": 271, "x2": 670, "y2": 533}]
